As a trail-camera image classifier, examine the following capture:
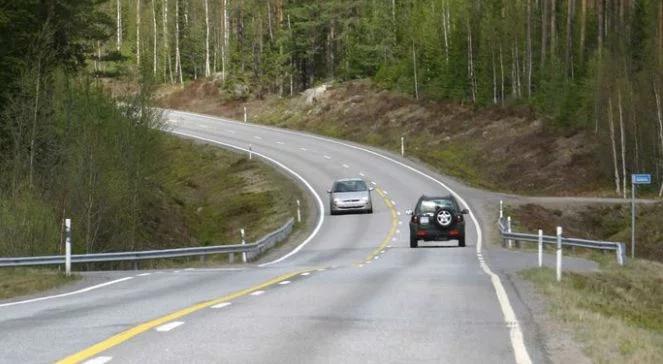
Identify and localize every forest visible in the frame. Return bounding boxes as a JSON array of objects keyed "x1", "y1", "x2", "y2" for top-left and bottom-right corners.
[
  {"x1": 0, "y1": 0, "x2": 662, "y2": 256},
  {"x1": 95, "y1": 0, "x2": 663, "y2": 196}
]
